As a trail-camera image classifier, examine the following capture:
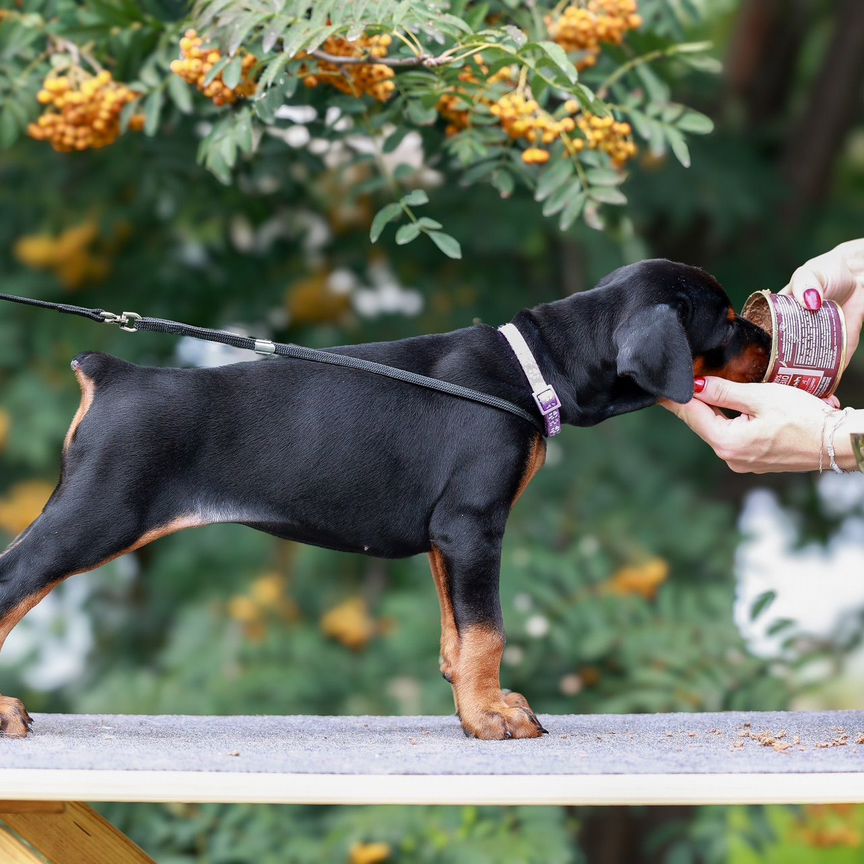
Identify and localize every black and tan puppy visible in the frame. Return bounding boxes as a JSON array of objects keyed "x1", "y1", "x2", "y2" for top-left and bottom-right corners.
[{"x1": 0, "y1": 259, "x2": 770, "y2": 740}]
